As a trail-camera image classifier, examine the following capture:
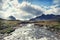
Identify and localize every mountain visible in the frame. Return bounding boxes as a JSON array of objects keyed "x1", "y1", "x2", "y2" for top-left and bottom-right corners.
[
  {"x1": 0, "y1": 18, "x2": 6, "y2": 20},
  {"x1": 7, "y1": 16, "x2": 16, "y2": 20},
  {"x1": 30, "y1": 14, "x2": 60, "y2": 21},
  {"x1": 0, "y1": 16, "x2": 16, "y2": 20}
]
